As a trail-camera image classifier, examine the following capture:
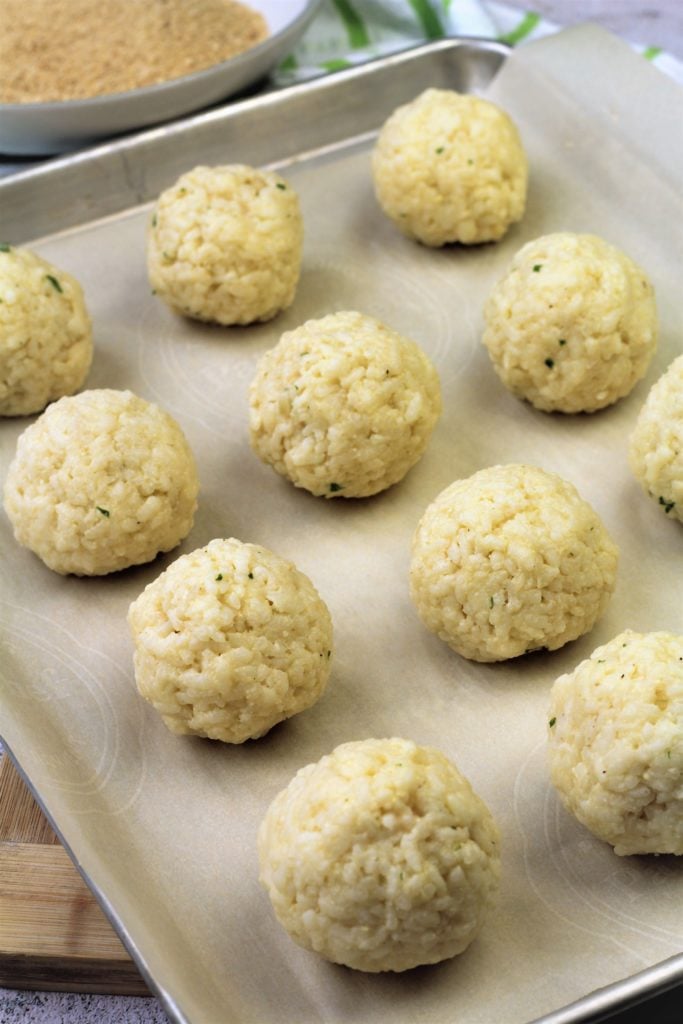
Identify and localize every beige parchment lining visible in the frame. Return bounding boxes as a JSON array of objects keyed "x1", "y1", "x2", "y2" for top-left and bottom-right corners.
[{"x1": 1, "y1": 25, "x2": 682, "y2": 1024}]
